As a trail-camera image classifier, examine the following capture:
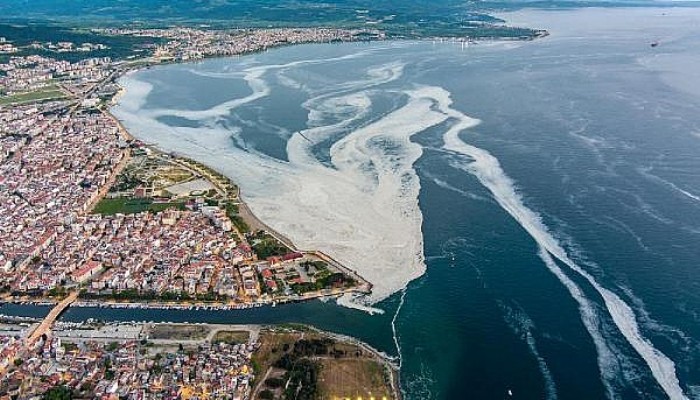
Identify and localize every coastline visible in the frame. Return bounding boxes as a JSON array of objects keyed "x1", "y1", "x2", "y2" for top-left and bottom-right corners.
[
  {"x1": 0, "y1": 32, "x2": 550, "y2": 311},
  {"x1": 103, "y1": 35, "x2": 390, "y2": 307},
  {"x1": 0, "y1": 30, "x2": 548, "y2": 399}
]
